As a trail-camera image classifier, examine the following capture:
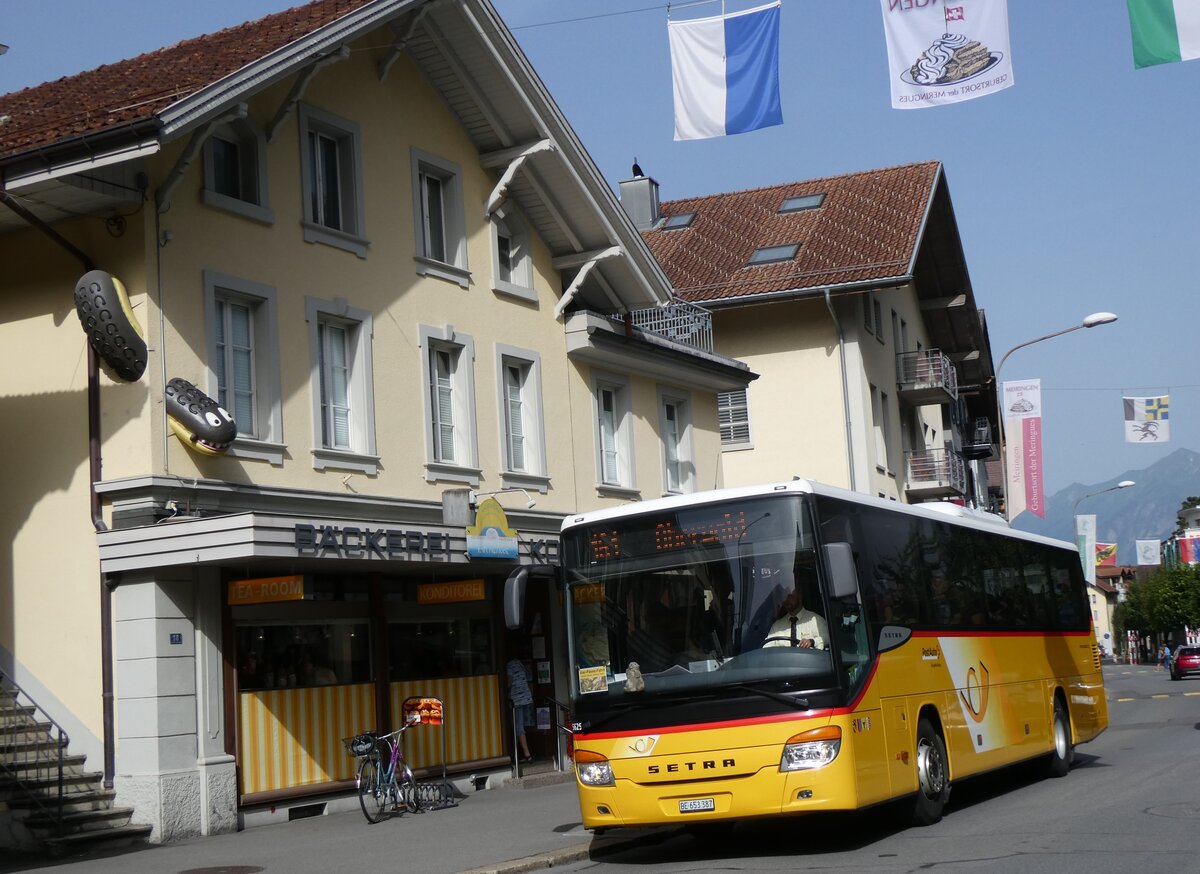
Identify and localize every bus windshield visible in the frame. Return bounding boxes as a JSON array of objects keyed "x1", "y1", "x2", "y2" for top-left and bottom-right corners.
[{"x1": 561, "y1": 495, "x2": 867, "y2": 706}]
